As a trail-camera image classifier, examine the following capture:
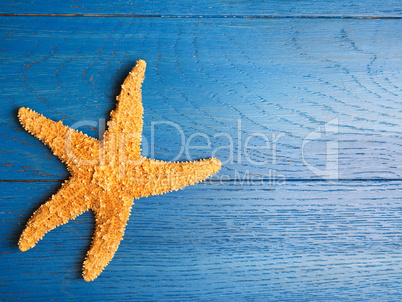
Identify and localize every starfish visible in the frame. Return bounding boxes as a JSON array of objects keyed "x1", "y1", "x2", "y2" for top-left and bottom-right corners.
[{"x1": 18, "y1": 60, "x2": 221, "y2": 281}]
